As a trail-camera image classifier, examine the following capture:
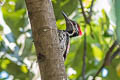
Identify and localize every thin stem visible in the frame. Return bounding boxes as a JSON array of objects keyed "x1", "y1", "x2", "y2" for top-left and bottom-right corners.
[
  {"x1": 104, "y1": 41, "x2": 117, "y2": 65},
  {"x1": 110, "y1": 47, "x2": 120, "y2": 62},
  {"x1": 88, "y1": 0, "x2": 95, "y2": 37},
  {"x1": 92, "y1": 41, "x2": 117, "y2": 80},
  {"x1": 88, "y1": 0, "x2": 95, "y2": 22},
  {"x1": 82, "y1": 25, "x2": 87, "y2": 80},
  {"x1": 79, "y1": 0, "x2": 89, "y2": 24},
  {"x1": 92, "y1": 65, "x2": 104, "y2": 80},
  {"x1": 79, "y1": 0, "x2": 95, "y2": 79}
]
